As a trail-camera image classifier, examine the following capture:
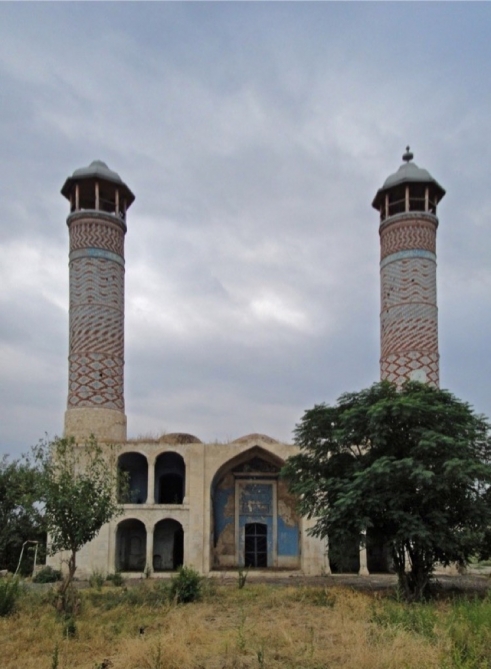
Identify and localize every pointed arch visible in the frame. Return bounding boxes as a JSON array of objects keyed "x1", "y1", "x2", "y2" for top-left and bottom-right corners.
[{"x1": 210, "y1": 446, "x2": 299, "y2": 570}]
